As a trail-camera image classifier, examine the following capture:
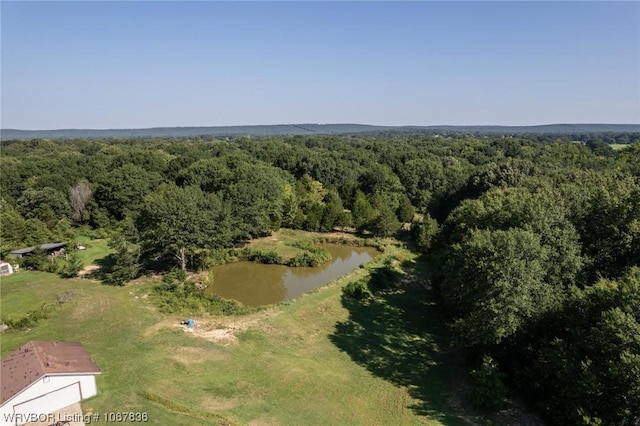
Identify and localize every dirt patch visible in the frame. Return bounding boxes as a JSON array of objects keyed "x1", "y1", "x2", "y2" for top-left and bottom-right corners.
[
  {"x1": 144, "y1": 310, "x2": 280, "y2": 345},
  {"x1": 321, "y1": 231, "x2": 357, "y2": 240},
  {"x1": 78, "y1": 264, "x2": 100, "y2": 279},
  {"x1": 202, "y1": 396, "x2": 237, "y2": 411},
  {"x1": 247, "y1": 419, "x2": 279, "y2": 426}
]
